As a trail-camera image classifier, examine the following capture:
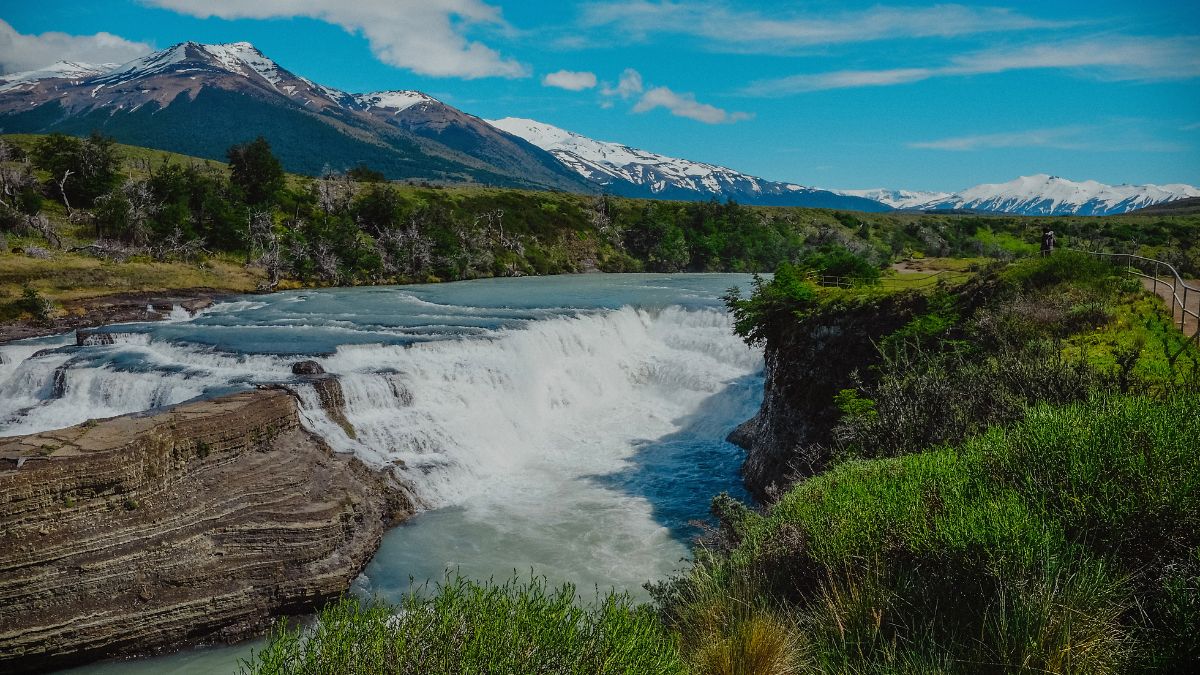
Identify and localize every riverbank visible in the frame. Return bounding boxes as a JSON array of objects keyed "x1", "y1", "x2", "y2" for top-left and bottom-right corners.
[{"x1": 0, "y1": 388, "x2": 412, "y2": 674}]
